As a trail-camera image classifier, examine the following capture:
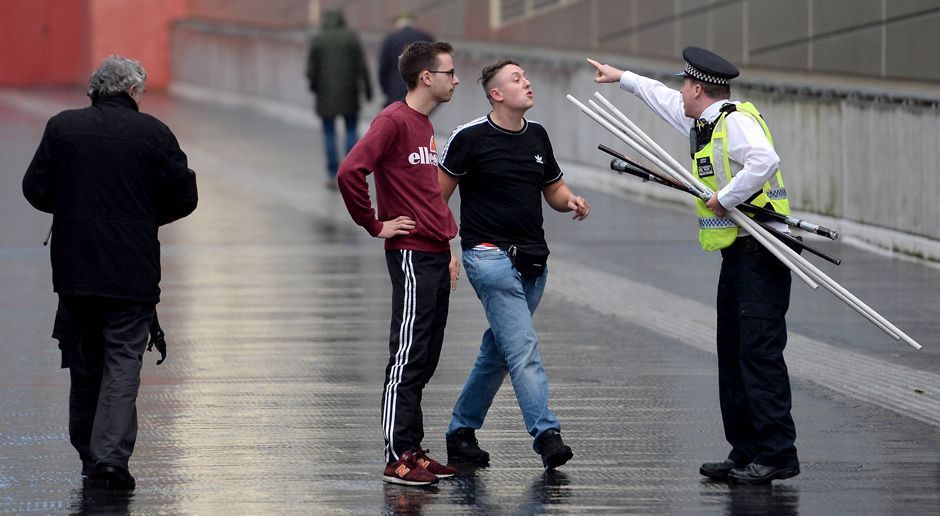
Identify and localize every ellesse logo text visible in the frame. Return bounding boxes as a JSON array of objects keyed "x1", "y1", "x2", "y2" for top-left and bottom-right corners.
[{"x1": 408, "y1": 147, "x2": 438, "y2": 165}]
